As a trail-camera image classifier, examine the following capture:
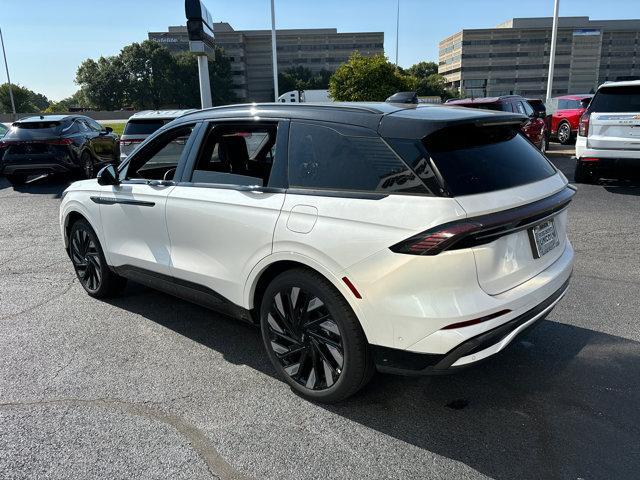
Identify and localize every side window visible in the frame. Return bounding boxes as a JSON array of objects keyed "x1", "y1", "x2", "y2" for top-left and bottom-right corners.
[
  {"x1": 85, "y1": 118, "x2": 103, "y2": 132},
  {"x1": 515, "y1": 102, "x2": 527, "y2": 115},
  {"x1": 288, "y1": 122, "x2": 429, "y2": 195},
  {"x1": 522, "y1": 101, "x2": 534, "y2": 117},
  {"x1": 501, "y1": 102, "x2": 514, "y2": 113},
  {"x1": 76, "y1": 120, "x2": 90, "y2": 132},
  {"x1": 189, "y1": 123, "x2": 278, "y2": 187},
  {"x1": 124, "y1": 125, "x2": 195, "y2": 181}
]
